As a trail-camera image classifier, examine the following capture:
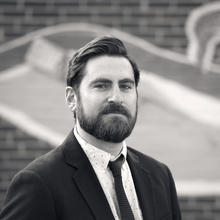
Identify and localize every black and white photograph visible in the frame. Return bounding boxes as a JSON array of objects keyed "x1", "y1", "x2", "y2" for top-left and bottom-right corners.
[{"x1": 0, "y1": 1, "x2": 220, "y2": 219}]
